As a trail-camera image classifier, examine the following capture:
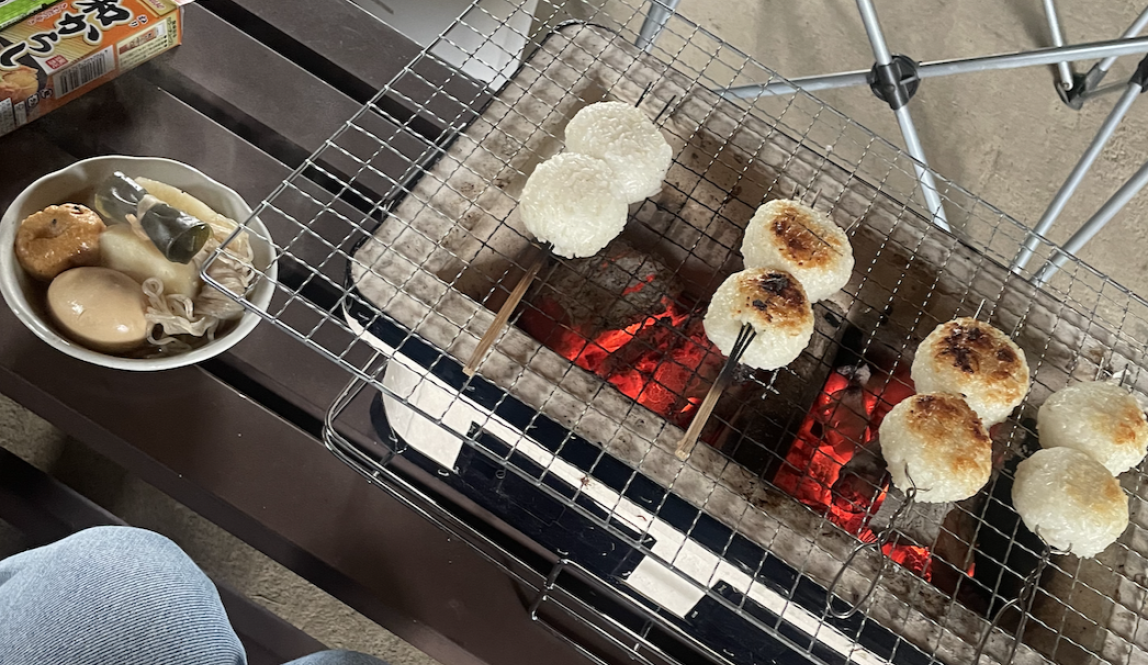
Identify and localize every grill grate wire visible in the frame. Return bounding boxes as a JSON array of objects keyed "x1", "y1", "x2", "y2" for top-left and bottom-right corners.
[{"x1": 201, "y1": 2, "x2": 1148, "y2": 664}]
